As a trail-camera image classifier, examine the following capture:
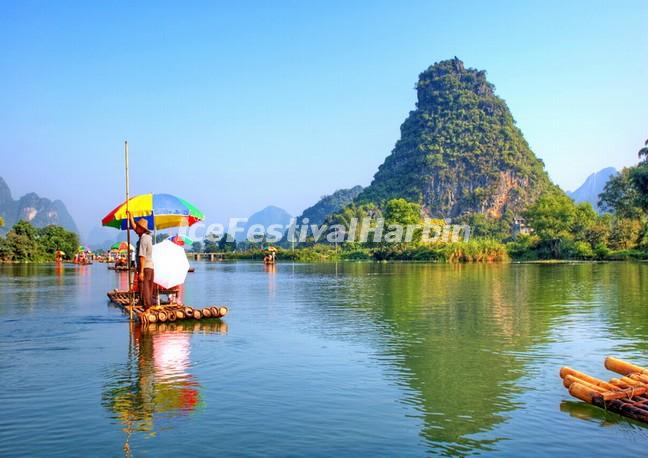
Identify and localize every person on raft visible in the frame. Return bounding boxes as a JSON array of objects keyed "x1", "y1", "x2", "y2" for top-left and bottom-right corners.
[{"x1": 129, "y1": 214, "x2": 155, "y2": 309}]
